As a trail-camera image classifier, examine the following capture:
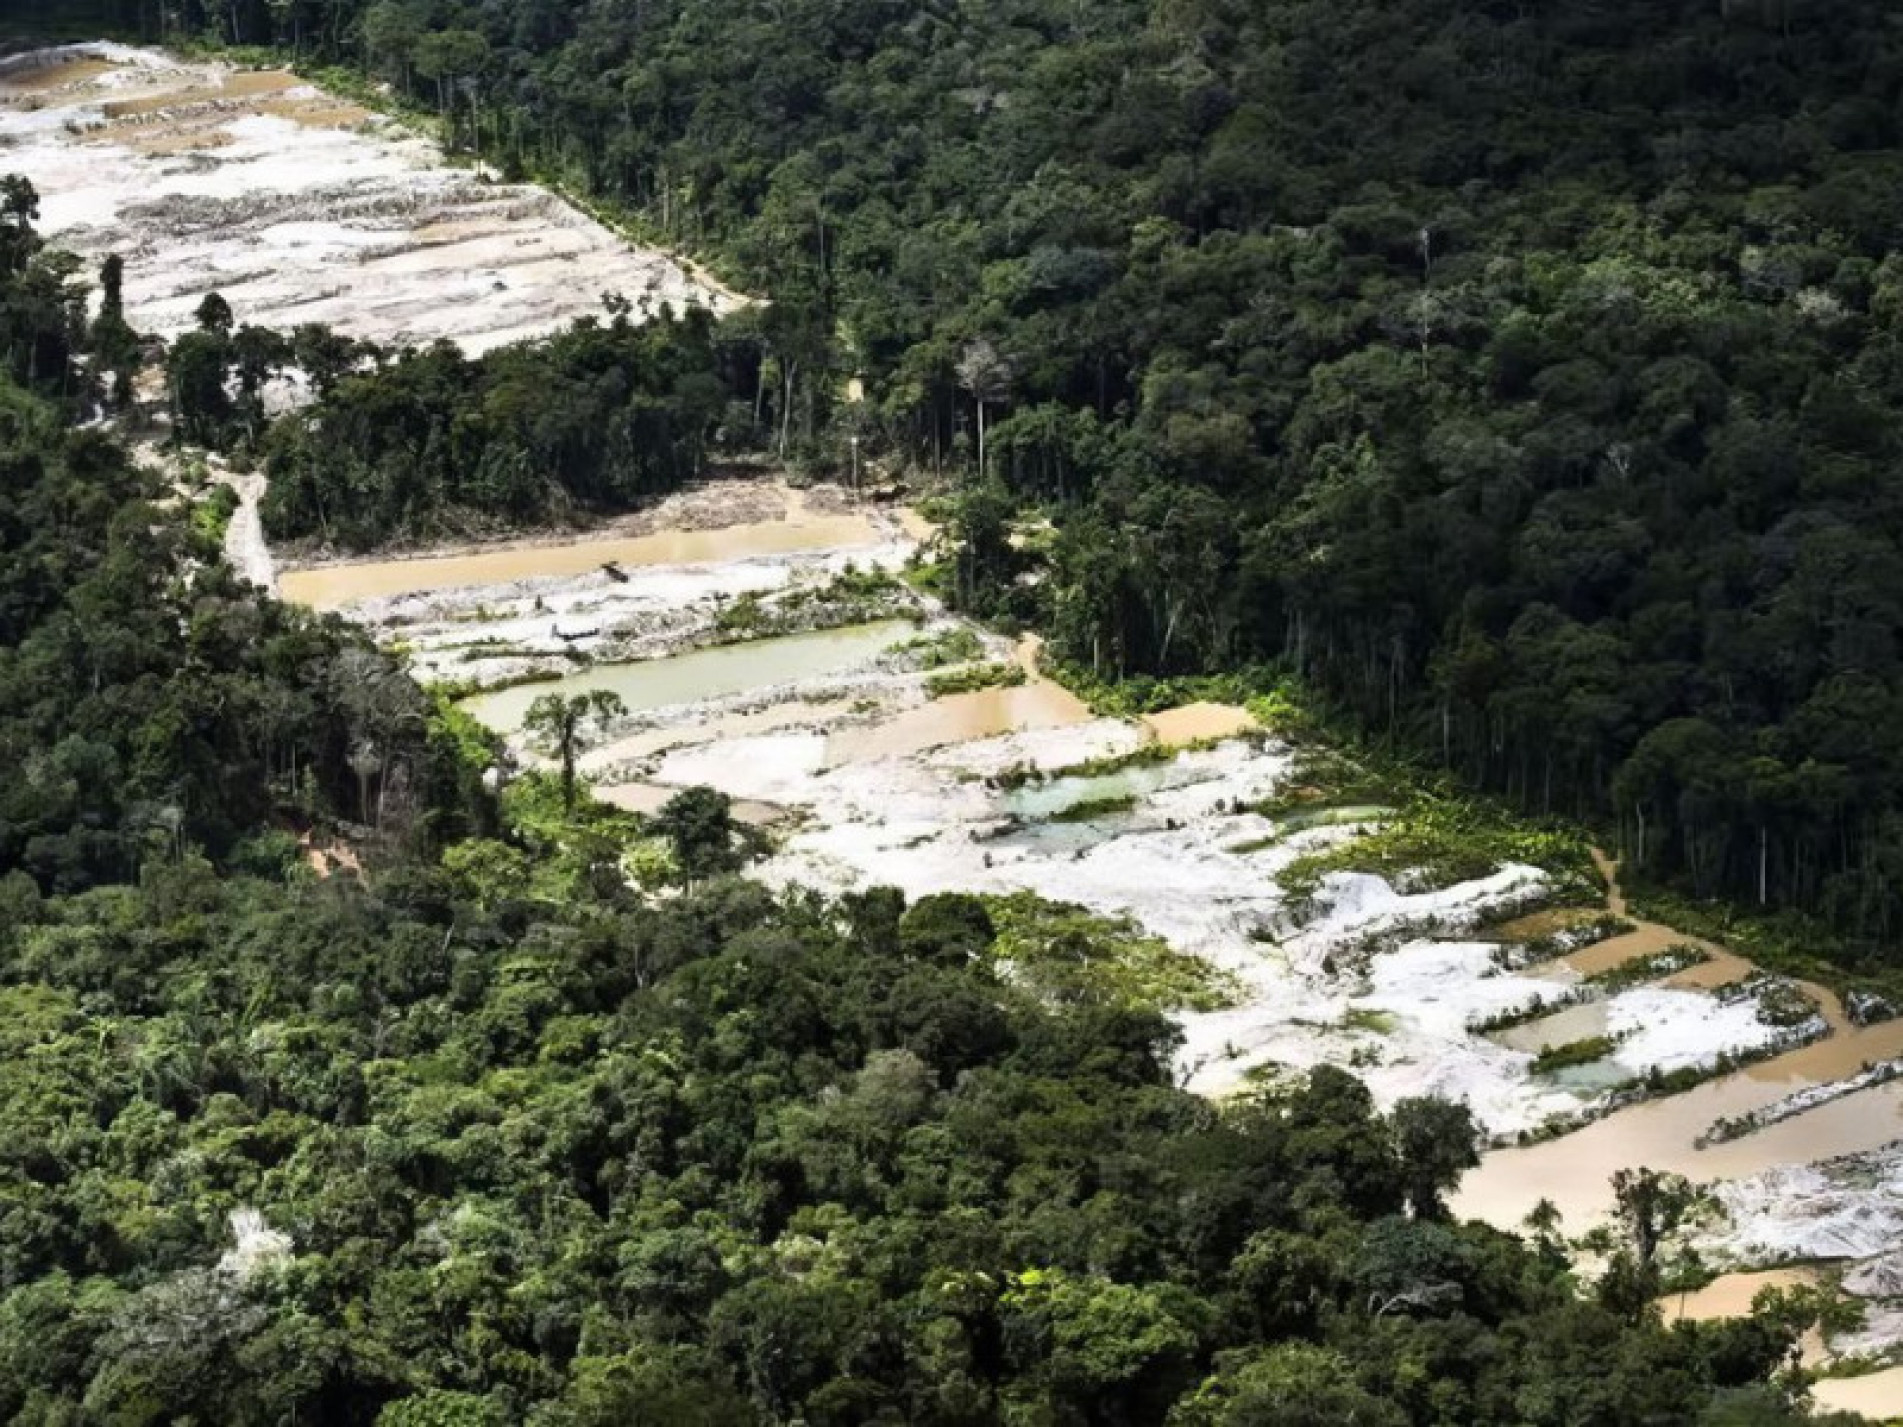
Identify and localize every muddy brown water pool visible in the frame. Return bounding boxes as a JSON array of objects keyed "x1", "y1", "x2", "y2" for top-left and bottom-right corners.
[
  {"x1": 1812, "y1": 1367, "x2": 1903, "y2": 1419},
  {"x1": 1140, "y1": 701, "x2": 1258, "y2": 747},
  {"x1": 1455, "y1": 1015, "x2": 1903, "y2": 1230},
  {"x1": 0, "y1": 56, "x2": 118, "y2": 92},
  {"x1": 280, "y1": 513, "x2": 882, "y2": 609},
  {"x1": 826, "y1": 679, "x2": 1091, "y2": 763},
  {"x1": 1458, "y1": 851, "x2": 1892, "y2": 1236},
  {"x1": 1662, "y1": 1267, "x2": 1821, "y2": 1323}
]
